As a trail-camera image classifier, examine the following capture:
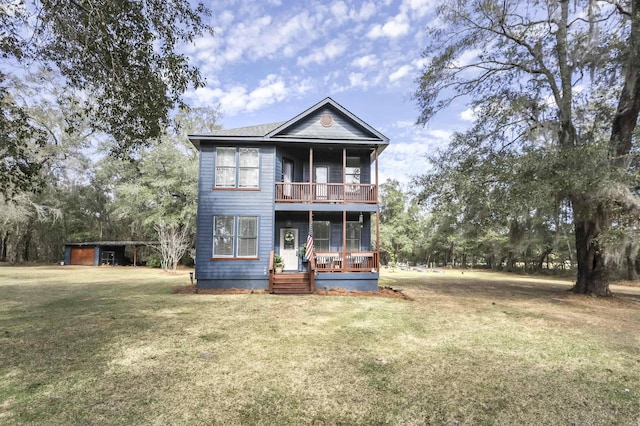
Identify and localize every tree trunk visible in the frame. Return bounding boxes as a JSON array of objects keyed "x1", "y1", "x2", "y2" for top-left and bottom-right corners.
[
  {"x1": 571, "y1": 202, "x2": 611, "y2": 296},
  {"x1": 626, "y1": 254, "x2": 638, "y2": 281},
  {"x1": 536, "y1": 247, "x2": 553, "y2": 272},
  {"x1": 506, "y1": 251, "x2": 514, "y2": 272}
]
